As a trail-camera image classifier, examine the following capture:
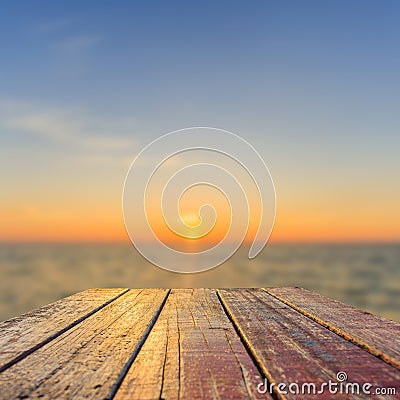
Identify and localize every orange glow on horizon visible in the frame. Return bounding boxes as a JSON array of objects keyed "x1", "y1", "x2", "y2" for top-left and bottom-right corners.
[
  {"x1": 1, "y1": 205, "x2": 399, "y2": 244},
  {"x1": 1, "y1": 184, "x2": 399, "y2": 244}
]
